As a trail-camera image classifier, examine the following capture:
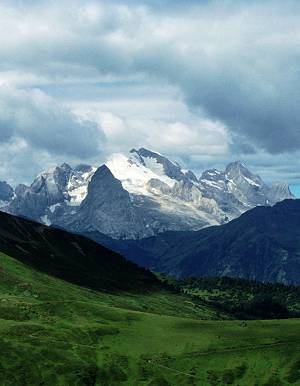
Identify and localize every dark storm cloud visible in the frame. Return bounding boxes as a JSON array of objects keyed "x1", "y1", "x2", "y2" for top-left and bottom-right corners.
[
  {"x1": 178, "y1": 57, "x2": 300, "y2": 154},
  {"x1": 0, "y1": 87, "x2": 105, "y2": 158}
]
